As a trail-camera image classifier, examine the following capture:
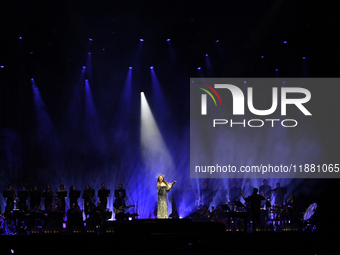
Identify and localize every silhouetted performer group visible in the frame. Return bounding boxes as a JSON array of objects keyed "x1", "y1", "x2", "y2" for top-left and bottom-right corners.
[{"x1": 1, "y1": 179, "x2": 298, "y2": 235}]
